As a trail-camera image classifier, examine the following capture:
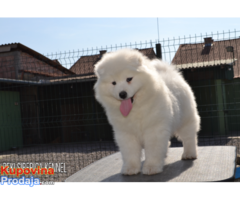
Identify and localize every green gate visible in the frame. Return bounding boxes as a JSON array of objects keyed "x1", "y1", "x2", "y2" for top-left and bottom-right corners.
[
  {"x1": 224, "y1": 79, "x2": 240, "y2": 134},
  {"x1": 0, "y1": 91, "x2": 23, "y2": 152},
  {"x1": 191, "y1": 78, "x2": 240, "y2": 137}
]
